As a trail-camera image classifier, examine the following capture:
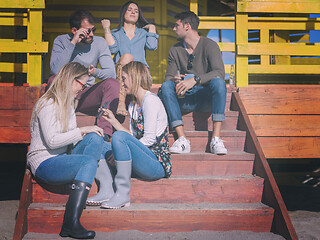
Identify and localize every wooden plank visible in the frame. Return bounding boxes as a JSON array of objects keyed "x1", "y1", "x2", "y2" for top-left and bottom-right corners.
[
  {"x1": 0, "y1": 41, "x2": 48, "y2": 53},
  {"x1": 231, "y1": 92, "x2": 298, "y2": 240},
  {"x1": 33, "y1": 176, "x2": 263, "y2": 204},
  {"x1": 235, "y1": 13, "x2": 249, "y2": 87},
  {"x1": 249, "y1": 21, "x2": 320, "y2": 30},
  {"x1": 0, "y1": 86, "x2": 40, "y2": 110},
  {"x1": 0, "y1": 17, "x2": 27, "y2": 26},
  {"x1": 237, "y1": 2, "x2": 320, "y2": 14},
  {"x1": 238, "y1": 43, "x2": 320, "y2": 56},
  {"x1": 0, "y1": 110, "x2": 32, "y2": 127},
  {"x1": 0, "y1": 0, "x2": 45, "y2": 8},
  {"x1": 27, "y1": 202, "x2": 274, "y2": 233},
  {"x1": 0, "y1": 127, "x2": 30, "y2": 143},
  {"x1": 0, "y1": 63, "x2": 27, "y2": 73},
  {"x1": 249, "y1": 115, "x2": 320, "y2": 137},
  {"x1": 239, "y1": 85, "x2": 320, "y2": 114},
  {"x1": 258, "y1": 137, "x2": 320, "y2": 158},
  {"x1": 248, "y1": 65, "x2": 320, "y2": 74}
]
